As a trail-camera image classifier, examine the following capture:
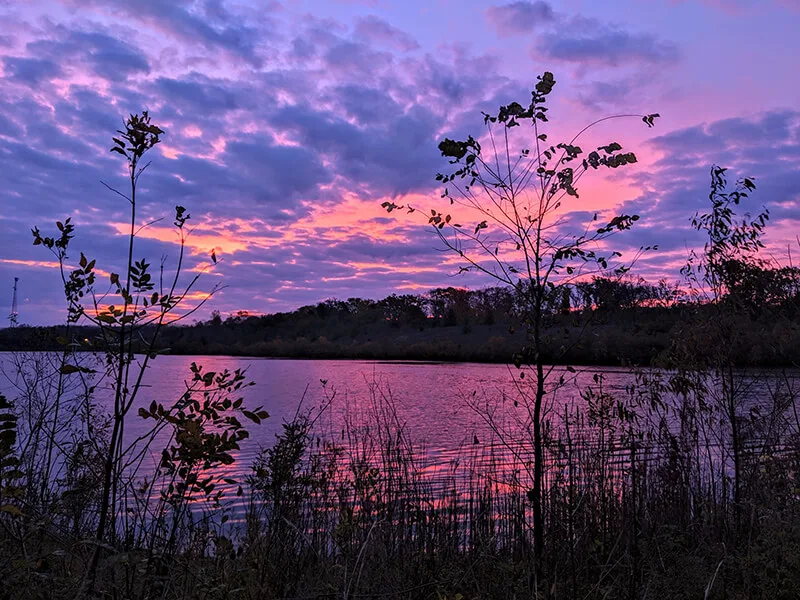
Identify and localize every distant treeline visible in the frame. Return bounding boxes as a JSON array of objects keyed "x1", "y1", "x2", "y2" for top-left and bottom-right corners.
[{"x1": 4, "y1": 272, "x2": 800, "y2": 367}]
